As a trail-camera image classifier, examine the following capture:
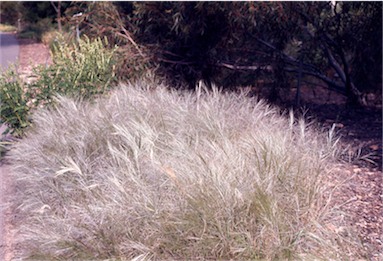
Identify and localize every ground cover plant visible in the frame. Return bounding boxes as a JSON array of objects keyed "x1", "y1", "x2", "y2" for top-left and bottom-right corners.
[{"x1": 9, "y1": 81, "x2": 366, "y2": 260}]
